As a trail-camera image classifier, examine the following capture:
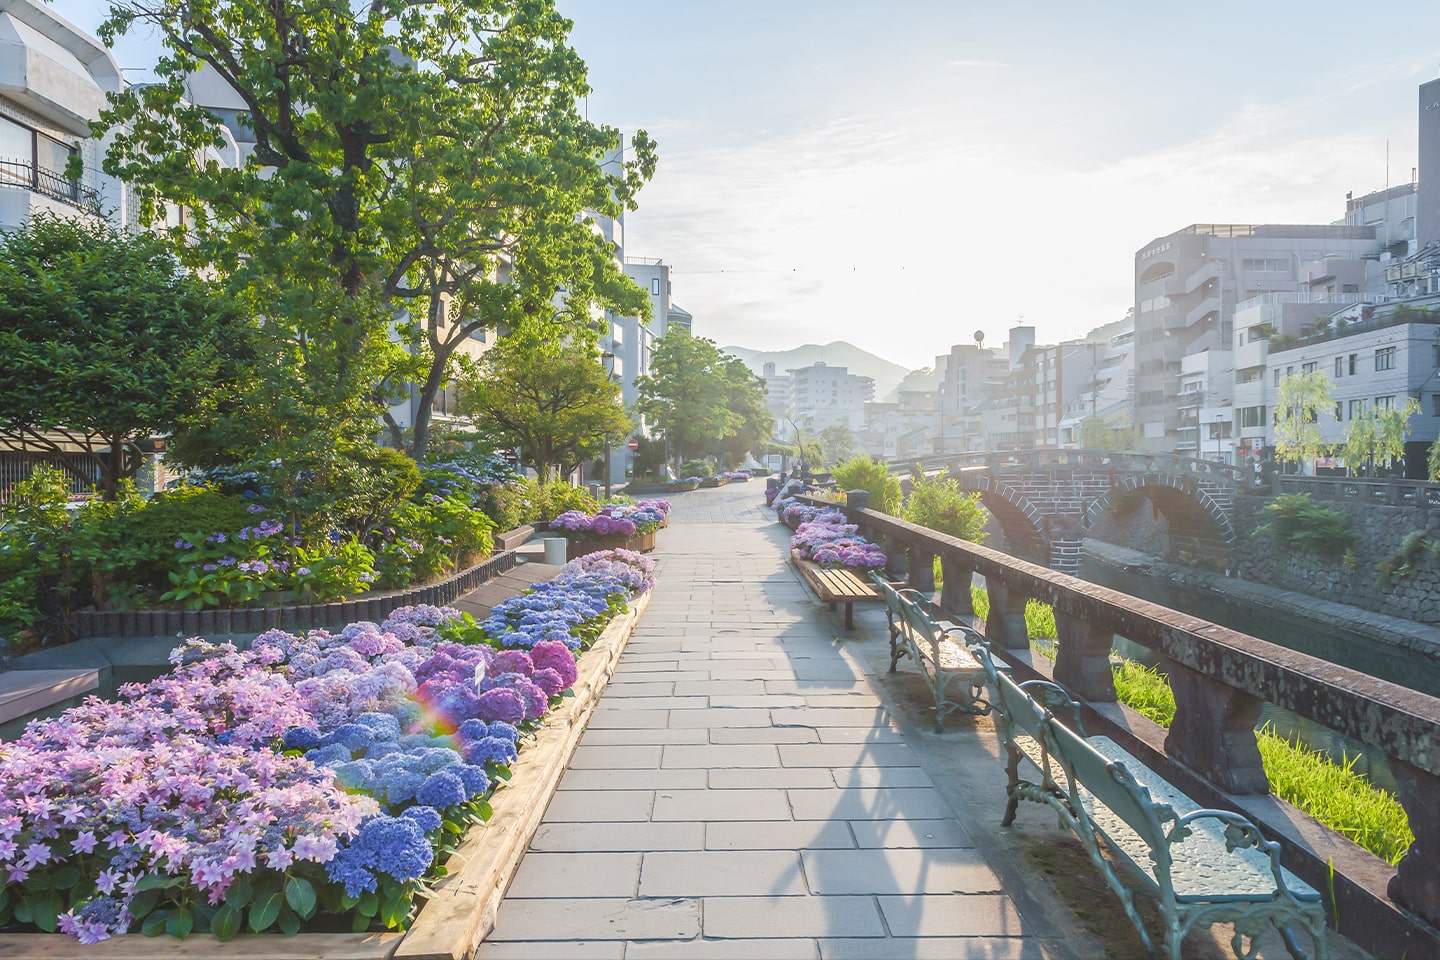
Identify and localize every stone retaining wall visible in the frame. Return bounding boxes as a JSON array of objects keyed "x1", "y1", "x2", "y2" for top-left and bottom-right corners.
[
  {"x1": 70, "y1": 551, "x2": 518, "y2": 639},
  {"x1": 1229, "y1": 497, "x2": 1440, "y2": 623}
]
